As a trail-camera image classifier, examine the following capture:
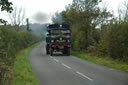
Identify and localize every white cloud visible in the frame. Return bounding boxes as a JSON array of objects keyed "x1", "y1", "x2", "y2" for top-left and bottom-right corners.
[
  {"x1": 9, "y1": 0, "x2": 72, "y2": 16},
  {"x1": 101, "y1": 0, "x2": 127, "y2": 16},
  {"x1": 0, "y1": 0, "x2": 127, "y2": 24},
  {"x1": 5, "y1": 0, "x2": 72, "y2": 24}
]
